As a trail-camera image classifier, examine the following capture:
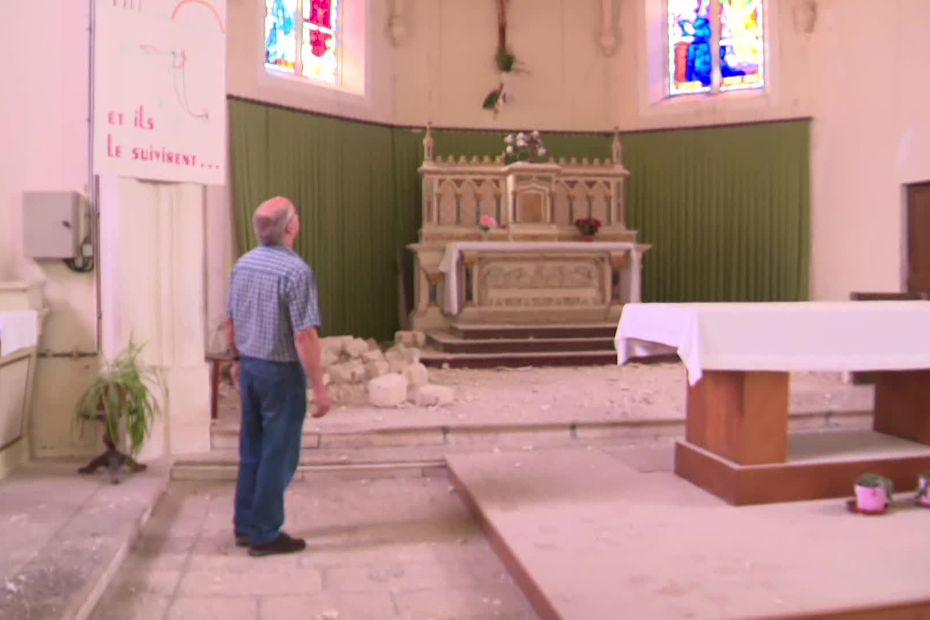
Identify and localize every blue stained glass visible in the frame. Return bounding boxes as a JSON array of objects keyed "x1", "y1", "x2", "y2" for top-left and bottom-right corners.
[
  {"x1": 265, "y1": 0, "x2": 297, "y2": 72},
  {"x1": 669, "y1": 0, "x2": 714, "y2": 95}
]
